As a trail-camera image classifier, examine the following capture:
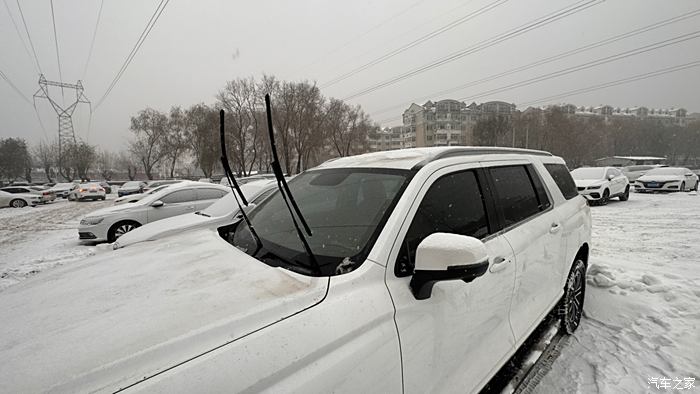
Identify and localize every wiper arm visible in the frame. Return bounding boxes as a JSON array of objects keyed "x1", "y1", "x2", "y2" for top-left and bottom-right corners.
[
  {"x1": 194, "y1": 211, "x2": 211, "y2": 217},
  {"x1": 219, "y1": 109, "x2": 263, "y2": 254},
  {"x1": 264, "y1": 94, "x2": 321, "y2": 275}
]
